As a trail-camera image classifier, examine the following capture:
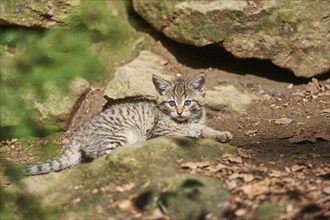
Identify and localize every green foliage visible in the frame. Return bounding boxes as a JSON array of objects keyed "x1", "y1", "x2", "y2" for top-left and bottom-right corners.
[
  {"x1": 0, "y1": 0, "x2": 146, "y2": 139},
  {"x1": 0, "y1": 27, "x2": 104, "y2": 137},
  {"x1": 81, "y1": 0, "x2": 123, "y2": 37}
]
